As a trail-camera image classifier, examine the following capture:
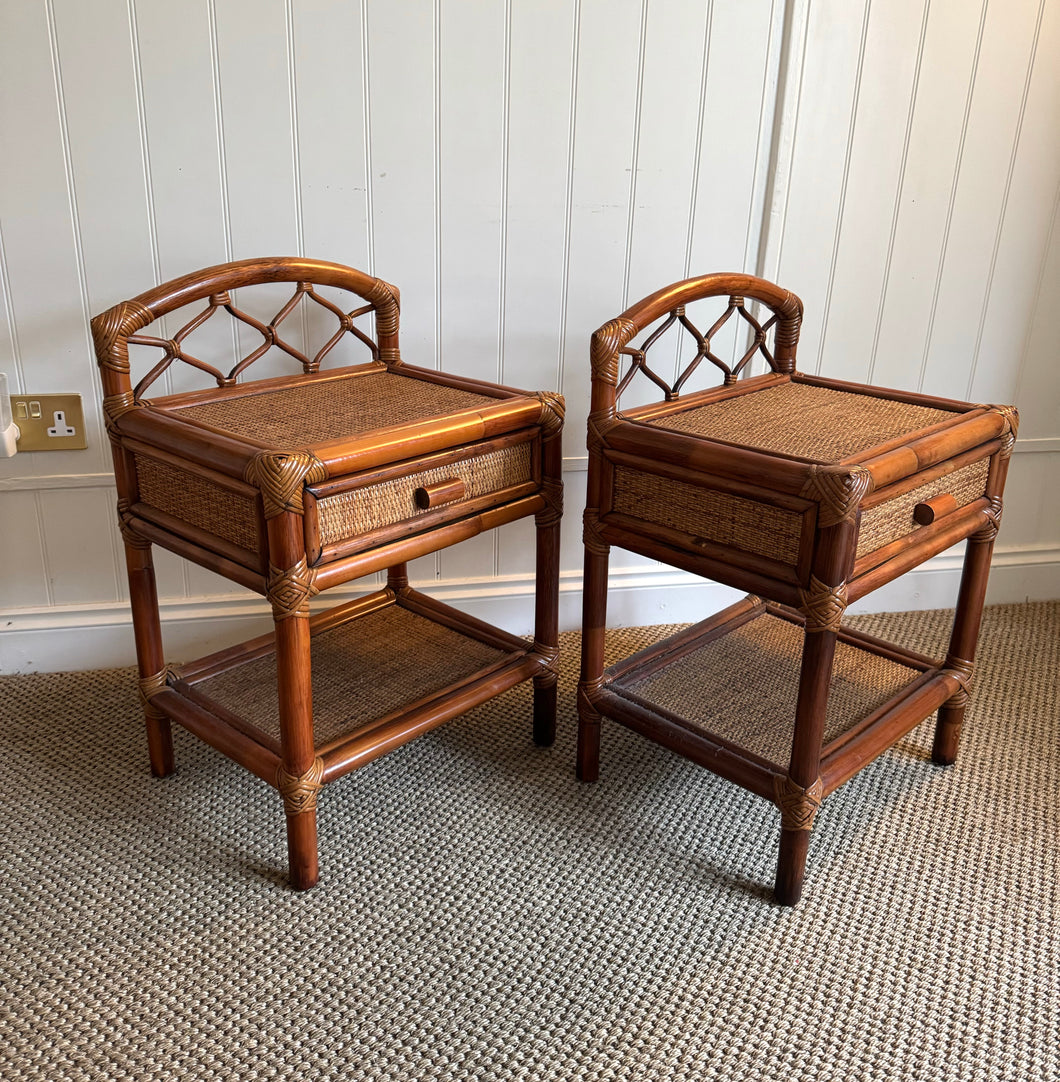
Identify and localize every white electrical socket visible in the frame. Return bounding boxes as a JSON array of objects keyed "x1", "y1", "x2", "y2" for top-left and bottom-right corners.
[{"x1": 47, "y1": 410, "x2": 77, "y2": 437}]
